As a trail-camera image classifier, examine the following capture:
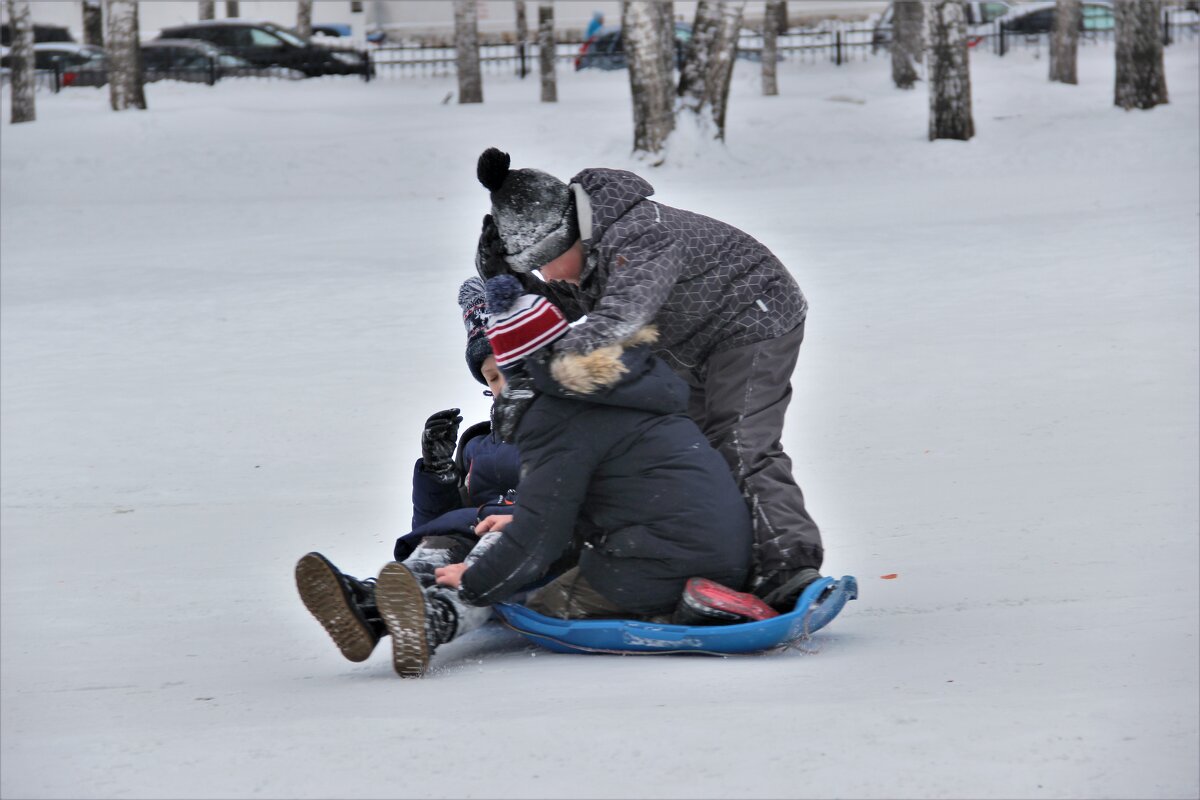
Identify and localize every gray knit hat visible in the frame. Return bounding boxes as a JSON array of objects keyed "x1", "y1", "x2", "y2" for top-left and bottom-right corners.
[
  {"x1": 458, "y1": 276, "x2": 492, "y2": 385},
  {"x1": 476, "y1": 148, "x2": 579, "y2": 274}
]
